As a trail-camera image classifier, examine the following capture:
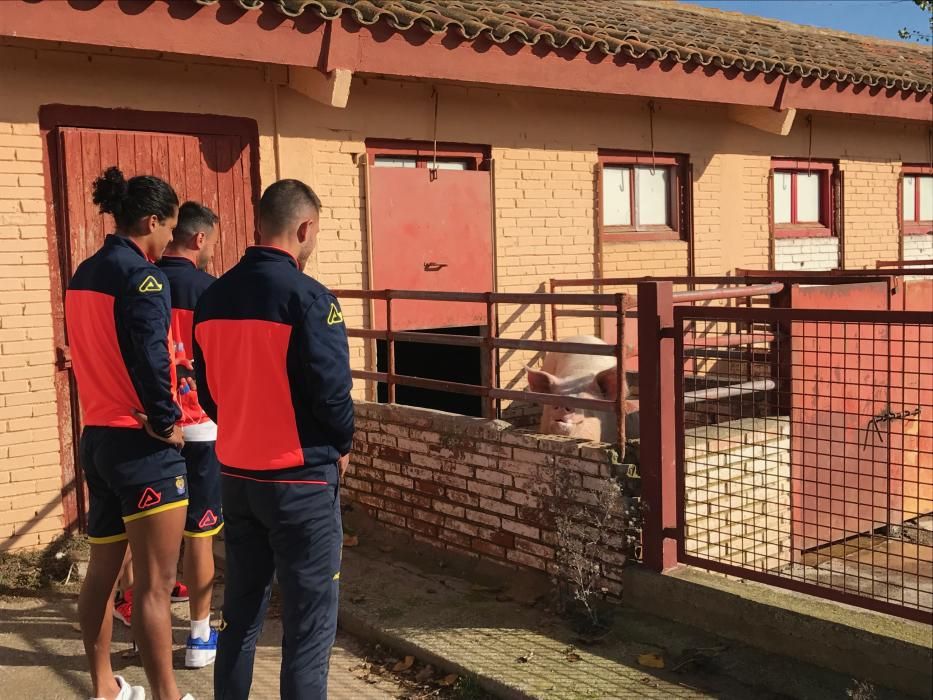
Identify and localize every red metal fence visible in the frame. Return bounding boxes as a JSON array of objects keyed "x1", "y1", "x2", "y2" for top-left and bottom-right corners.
[{"x1": 670, "y1": 304, "x2": 932, "y2": 622}]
